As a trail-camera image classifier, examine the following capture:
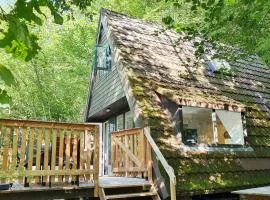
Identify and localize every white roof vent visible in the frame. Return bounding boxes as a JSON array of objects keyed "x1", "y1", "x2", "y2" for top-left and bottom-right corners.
[{"x1": 208, "y1": 60, "x2": 231, "y2": 73}]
